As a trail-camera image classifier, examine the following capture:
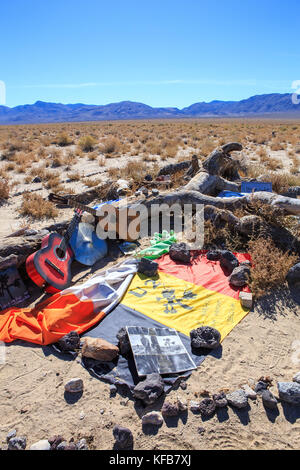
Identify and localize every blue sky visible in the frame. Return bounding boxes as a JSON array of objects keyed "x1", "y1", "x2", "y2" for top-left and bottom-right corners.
[{"x1": 1, "y1": 0, "x2": 299, "y2": 108}]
